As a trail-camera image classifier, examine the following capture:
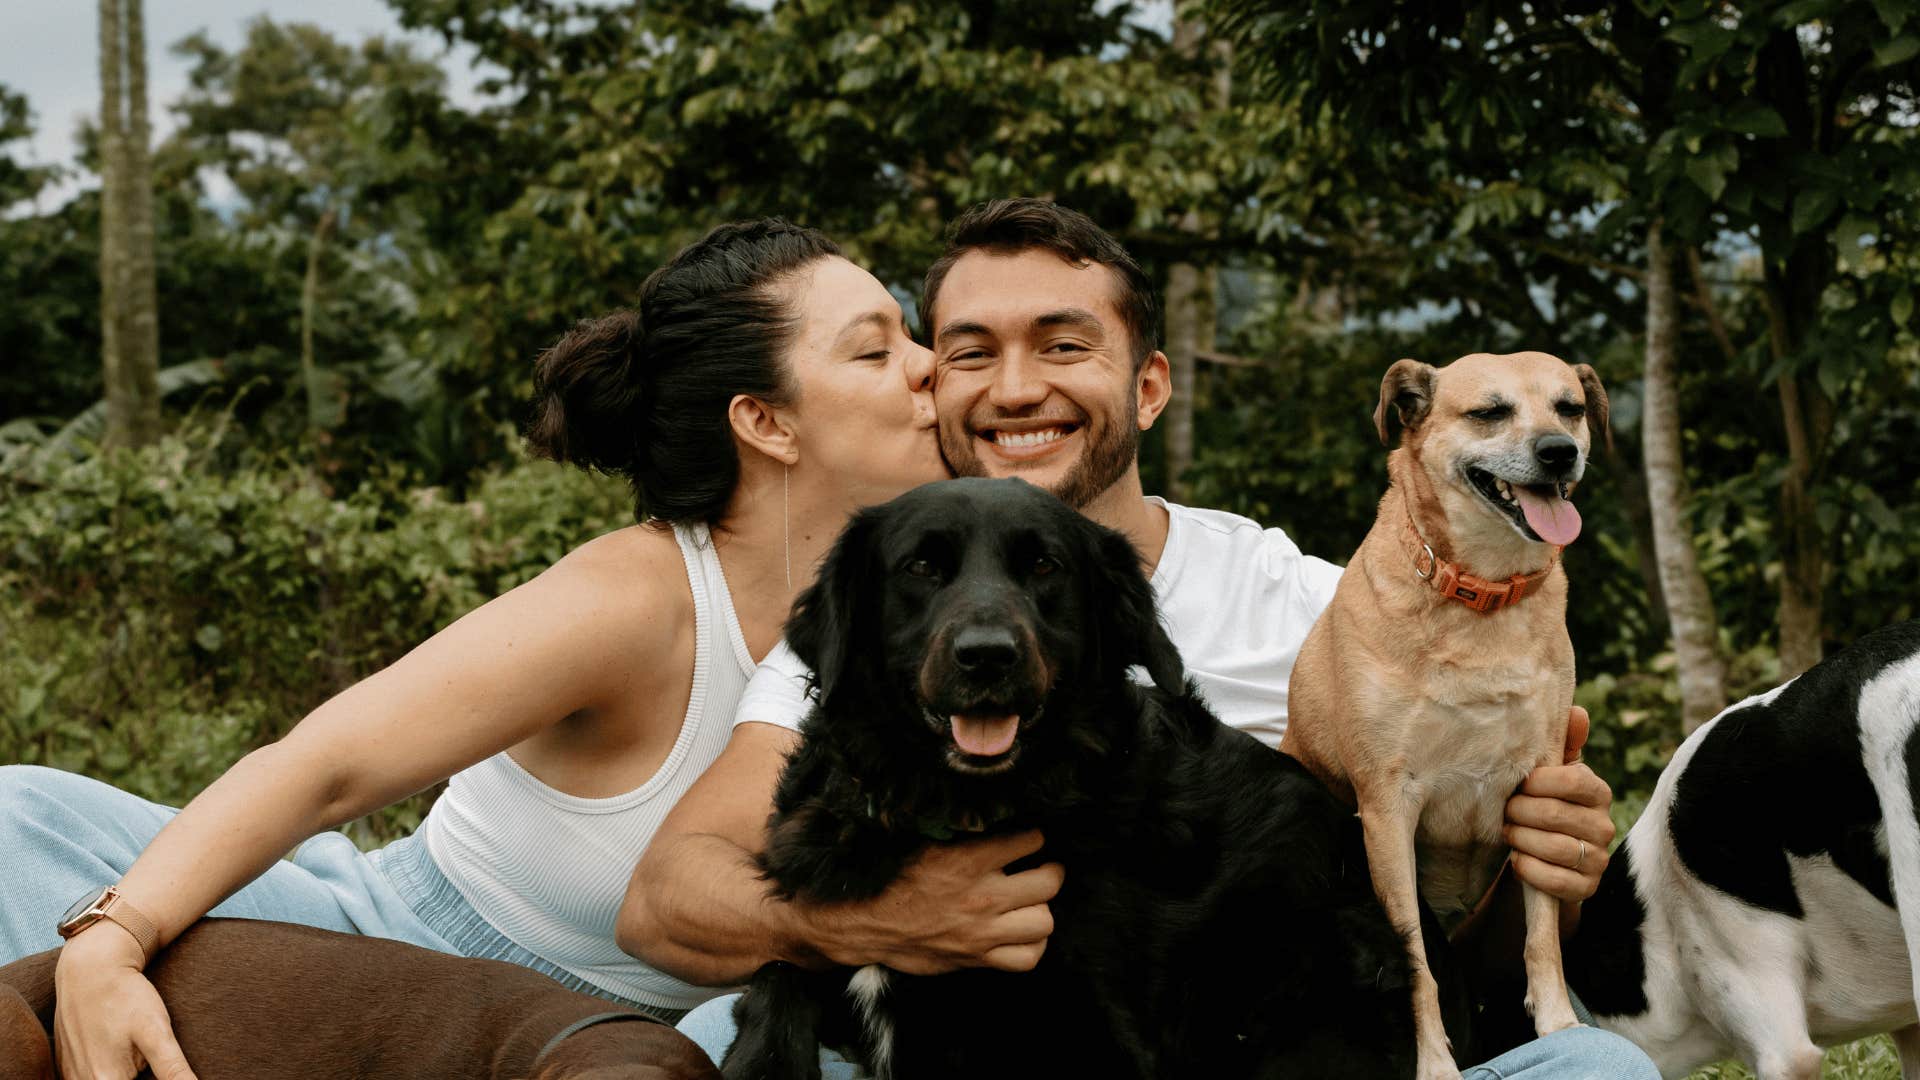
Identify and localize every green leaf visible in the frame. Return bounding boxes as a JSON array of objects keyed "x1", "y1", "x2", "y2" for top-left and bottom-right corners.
[
  {"x1": 1874, "y1": 36, "x2": 1920, "y2": 67},
  {"x1": 194, "y1": 625, "x2": 225, "y2": 652},
  {"x1": 1791, "y1": 187, "x2": 1841, "y2": 234},
  {"x1": 1724, "y1": 103, "x2": 1788, "y2": 137},
  {"x1": 1893, "y1": 288, "x2": 1914, "y2": 327},
  {"x1": 1685, "y1": 155, "x2": 1728, "y2": 200},
  {"x1": 1835, "y1": 214, "x2": 1874, "y2": 271}
]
